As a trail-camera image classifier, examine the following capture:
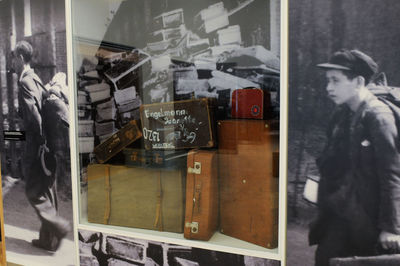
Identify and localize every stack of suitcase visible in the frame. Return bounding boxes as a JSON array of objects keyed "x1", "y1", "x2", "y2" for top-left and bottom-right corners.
[
  {"x1": 87, "y1": 98, "x2": 217, "y2": 234},
  {"x1": 148, "y1": 8, "x2": 186, "y2": 56},
  {"x1": 82, "y1": 43, "x2": 279, "y2": 249}
]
